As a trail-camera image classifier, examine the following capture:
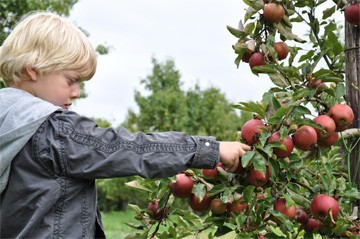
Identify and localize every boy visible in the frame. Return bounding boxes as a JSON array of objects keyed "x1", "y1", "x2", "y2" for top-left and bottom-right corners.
[{"x1": 0, "y1": 12, "x2": 250, "y2": 238}]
